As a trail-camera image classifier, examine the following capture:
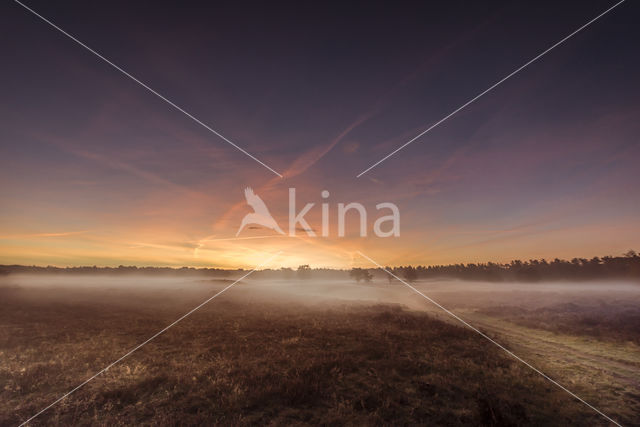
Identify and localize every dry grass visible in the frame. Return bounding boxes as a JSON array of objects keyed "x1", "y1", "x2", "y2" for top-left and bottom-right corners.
[
  {"x1": 0, "y1": 284, "x2": 613, "y2": 426},
  {"x1": 479, "y1": 302, "x2": 640, "y2": 345}
]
